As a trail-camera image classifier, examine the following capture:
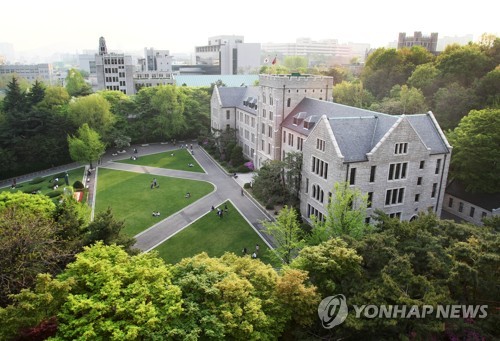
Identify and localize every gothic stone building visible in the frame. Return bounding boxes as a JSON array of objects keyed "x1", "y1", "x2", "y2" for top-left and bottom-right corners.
[{"x1": 211, "y1": 74, "x2": 452, "y2": 223}]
